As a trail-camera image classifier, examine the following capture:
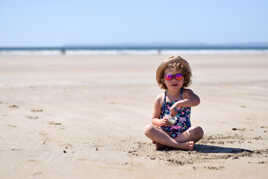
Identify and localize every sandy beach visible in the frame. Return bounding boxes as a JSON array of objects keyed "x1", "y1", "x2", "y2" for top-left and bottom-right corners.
[{"x1": 0, "y1": 54, "x2": 268, "y2": 179}]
